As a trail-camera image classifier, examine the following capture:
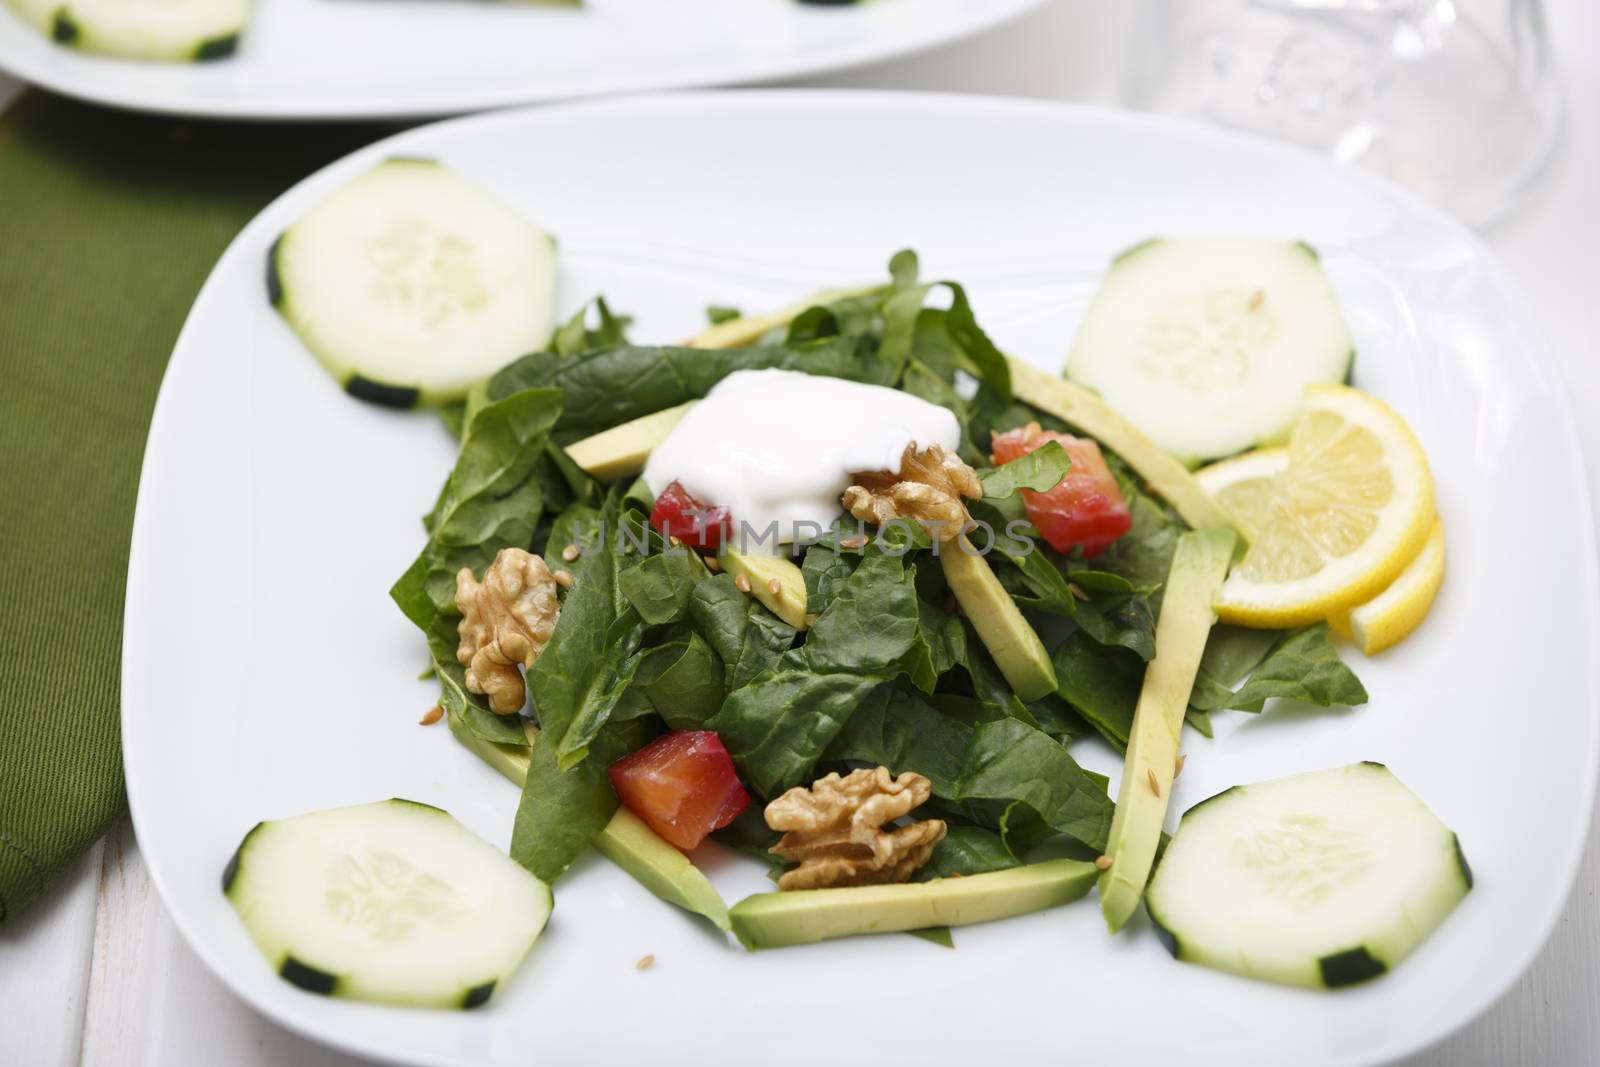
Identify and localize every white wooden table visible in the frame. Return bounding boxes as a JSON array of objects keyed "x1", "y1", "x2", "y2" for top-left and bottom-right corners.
[{"x1": 3, "y1": 1, "x2": 1597, "y2": 1063}]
